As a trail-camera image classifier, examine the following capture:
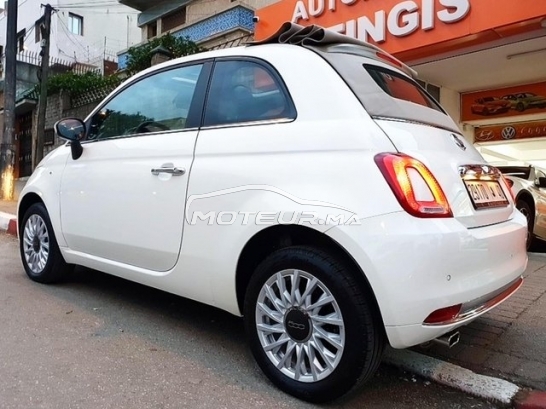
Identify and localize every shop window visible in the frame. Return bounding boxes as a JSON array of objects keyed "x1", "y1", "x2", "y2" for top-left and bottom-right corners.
[
  {"x1": 68, "y1": 13, "x2": 83, "y2": 36},
  {"x1": 161, "y1": 7, "x2": 186, "y2": 33},
  {"x1": 147, "y1": 21, "x2": 158, "y2": 39}
]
